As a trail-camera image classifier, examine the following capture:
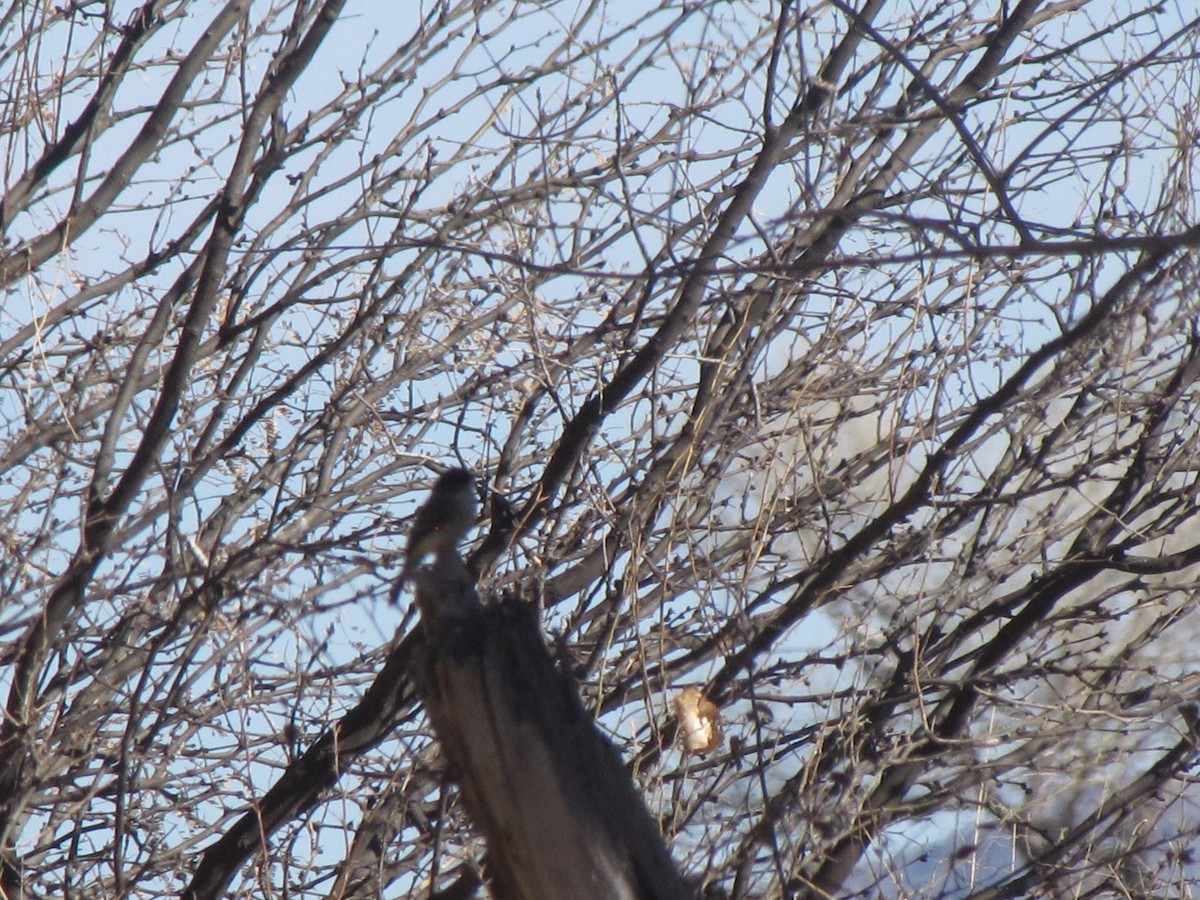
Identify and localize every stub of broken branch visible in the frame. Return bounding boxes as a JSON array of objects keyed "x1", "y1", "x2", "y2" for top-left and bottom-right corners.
[
  {"x1": 411, "y1": 556, "x2": 692, "y2": 900},
  {"x1": 674, "y1": 686, "x2": 723, "y2": 757}
]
